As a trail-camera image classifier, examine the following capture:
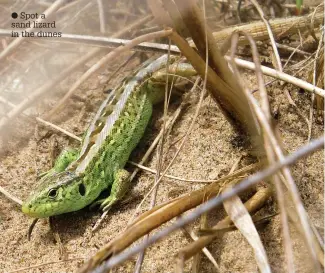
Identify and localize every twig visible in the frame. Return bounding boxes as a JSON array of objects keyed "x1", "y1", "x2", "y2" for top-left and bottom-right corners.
[
  {"x1": 276, "y1": 42, "x2": 311, "y2": 57},
  {"x1": 90, "y1": 136, "x2": 324, "y2": 272},
  {"x1": 134, "y1": 40, "x2": 174, "y2": 273},
  {"x1": 127, "y1": 161, "x2": 216, "y2": 183},
  {"x1": 0, "y1": 184, "x2": 22, "y2": 205},
  {"x1": 35, "y1": 117, "x2": 81, "y2": 142},
  {"x1": 97, "y1": 0, "x2": 106, "y2": 33},
  {"x1": 8, "y1": 257, "x2": 84, "y2": 273},
  {"x1": 181, "y1": 227, "x2": 219, "y2": 271},
  {"x1": 308, "y1": 29, "x2": 324, "y2": 143},
  {"x1": 229, "y1": 57, "x2": 325, "y2": 97},
  {"x1": 301, "y1": 28, "x2": 324, "y2": 182},
  {"x1": 178, "y1": 186, "x2": 272, "y2": 261}
]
